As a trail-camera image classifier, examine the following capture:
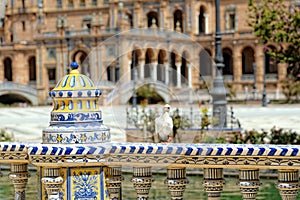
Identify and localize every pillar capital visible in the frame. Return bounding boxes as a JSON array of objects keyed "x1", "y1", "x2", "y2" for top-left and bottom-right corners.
[{"x1": 9, "y1": 164, "x2": 29, "y2": 200}]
